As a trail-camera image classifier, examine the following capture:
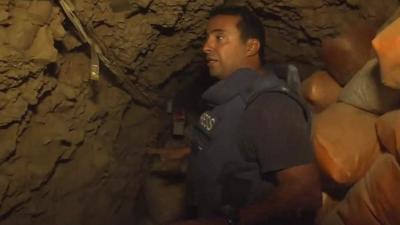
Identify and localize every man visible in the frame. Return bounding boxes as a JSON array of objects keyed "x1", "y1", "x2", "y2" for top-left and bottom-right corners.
[{"x1": 160, "y1": 5, "x2": 321, "y2": 225}]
